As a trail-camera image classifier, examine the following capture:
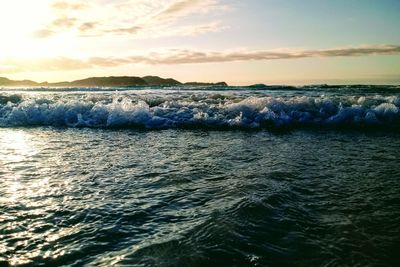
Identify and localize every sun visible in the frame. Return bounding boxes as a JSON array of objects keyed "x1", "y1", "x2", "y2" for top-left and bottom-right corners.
[
  {"x1": 0, "y1": 0, "x2": 60, "y2": 58},
  {"x1": 0, "y1": 0, "x2": 51, "y2": 37}
]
